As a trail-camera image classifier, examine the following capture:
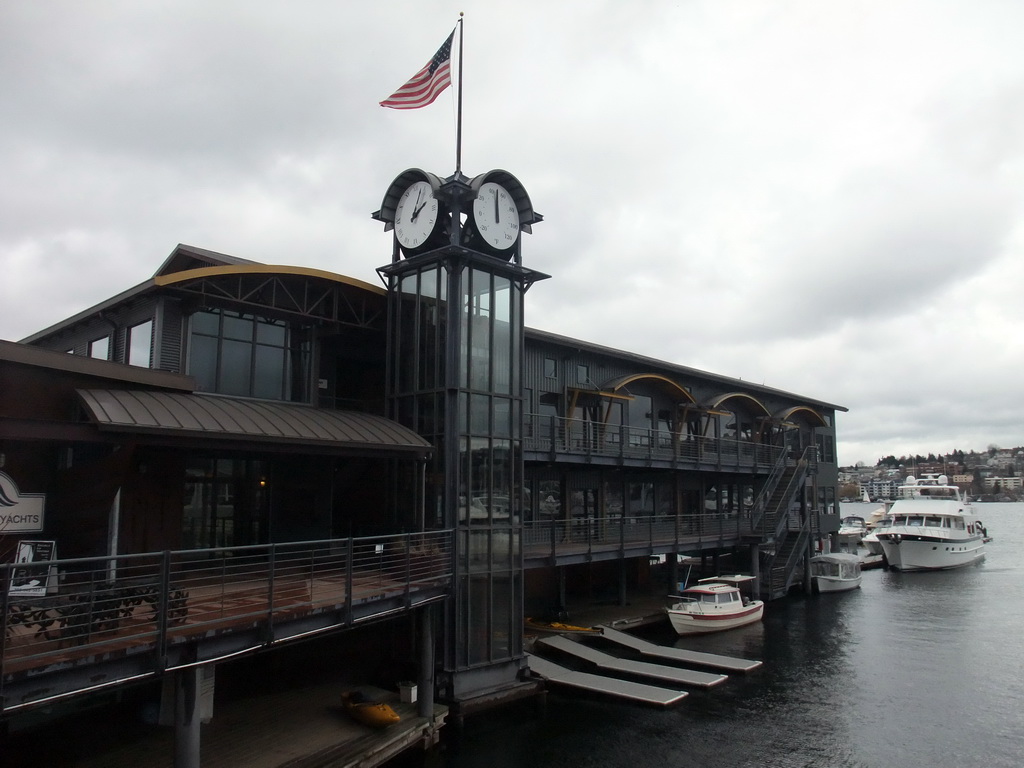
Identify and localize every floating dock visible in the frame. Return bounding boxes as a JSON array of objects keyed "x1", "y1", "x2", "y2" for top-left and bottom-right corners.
[
  {"x1": 536, "y1": 634, "x2": 728, "y2": 688},
  {"x1": 526, "y1": 653, "x2": 688, "y2": 707},
  {"x1": 597, "y1": 625, "x2": 763, "y2": 673}
]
